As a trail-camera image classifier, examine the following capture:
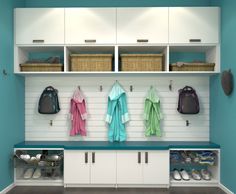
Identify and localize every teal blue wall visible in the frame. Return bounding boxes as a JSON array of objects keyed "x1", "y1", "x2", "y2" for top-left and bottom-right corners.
[
  {"x1": 24, "y1": 0, "x2": 211, "y2": 7},
  {"x1": 0, "y1": 0, "x2": 25, "y2": 191},
  {"x1": 210, "y1": 0, "x2": 236, "y2": 193}
]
